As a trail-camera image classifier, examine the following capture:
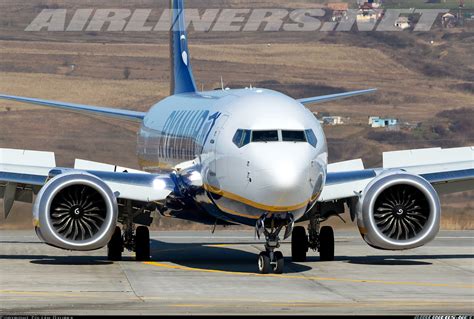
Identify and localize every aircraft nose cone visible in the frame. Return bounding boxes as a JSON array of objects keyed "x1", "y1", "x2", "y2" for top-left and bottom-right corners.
[
  {"x1": 249, "y1": 149, "x2": 319, "y2": 210},
  {"x1": 270, "y1": 159, "x2": 307, "y2": 190}
]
